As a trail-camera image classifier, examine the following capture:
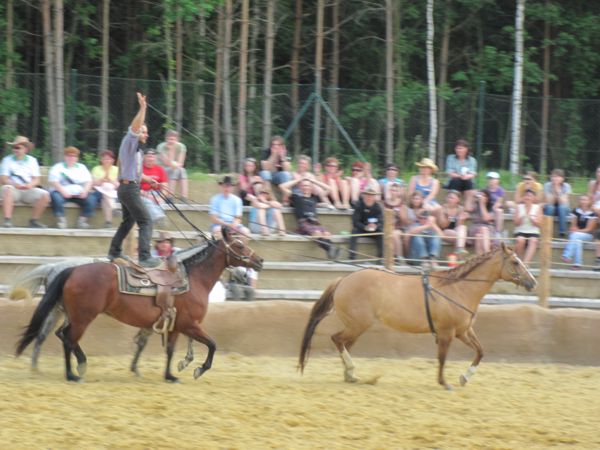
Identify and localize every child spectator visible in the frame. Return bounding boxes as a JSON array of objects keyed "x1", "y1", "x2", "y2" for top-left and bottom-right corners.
[
  {"x1": 237, "y1": 157, "x2": 262, "y2": 206},
  {"x1": 406, "y1": 191, "x2": 442, "y2": 269},
  {"x1": 379, "y1": 163, "x2": 404, "y2": 203},
  {"x1": 1, "y1": 135, "x2": 49, "y2": 228},
  {"x1": 157, "y1": 129, "x2": 188, "y2": 200},
  {"x1": 91, "y1": 149, "x2": 119, "y2": 228},
  {"x1": 290, "y1": 154, "x2": 332, "y2": 207},
  {"x1": 408, "y1": 158, "x2": 441, "y2": 212},
  {"x1": 246, "y1": 181, "x2": 286, "y2": 236},
  {"x1": 562, "y1": 194, "x2": 597, "y2": 270},
  {"x1": 513, "y1": 189, "x2": 541, "y2": 264},
  {"x1": 383, "y1": 182, "x2": 407, "y2": 263},
  {"x1": 485, "y1": 171, "x2": 505, "y2": 236},
  {"x1": 316, "y1": 156, "x2": 350, "y2": 209},
  {"x1": 467, "y1": 189, "x2": 495, "y2": 255},
  {"x1": 543, "y1": 168, "x2": 571, "y2": 237},
  {"x1": 348, "y1": 186, "x2": 383, "y2": 262},
  {"x1": 437, "y1": 190, "x2": 468, "y2": 256},
  {"x1": 48, "y1": 146, "x2": 95, "y2": 229},
  {"x1": 348, "y1": 161, "x2": 380, "y2": 207},
  {"x1": 280, "y1": 177, "x2": 340, "y2": 260},
  {"x1": 445, "y1": 139, "x2": 477, "y2": 209},
  {"x1": 513, "y1": 172, "x2": 543, "y2": 204}
]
